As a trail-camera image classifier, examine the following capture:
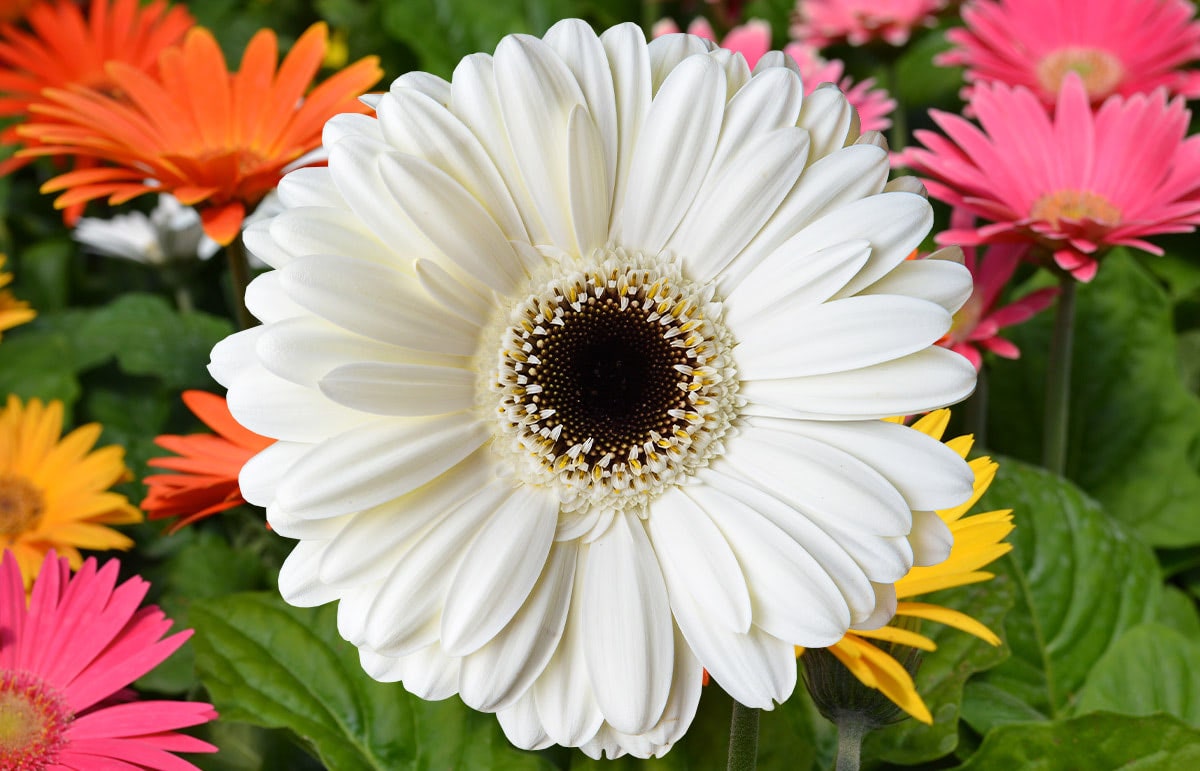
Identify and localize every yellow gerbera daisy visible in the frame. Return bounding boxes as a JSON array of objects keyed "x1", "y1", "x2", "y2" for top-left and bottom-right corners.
[
  {"x1": 818, "y1": 409, "x2": 1014, "y2": 724},
  {"x1": 0, "y1": 395, "x2": 143, "y2": 586},
  {"x1": 0, "y1": 255, "x2": 36, "y2": 340}
]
